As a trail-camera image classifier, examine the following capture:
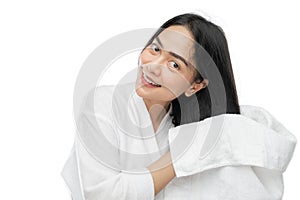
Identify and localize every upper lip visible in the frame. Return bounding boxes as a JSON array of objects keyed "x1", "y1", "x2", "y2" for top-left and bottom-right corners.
[{"x1": 143, "y1": 72, "x2": 160, "y2": 85}]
